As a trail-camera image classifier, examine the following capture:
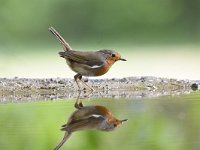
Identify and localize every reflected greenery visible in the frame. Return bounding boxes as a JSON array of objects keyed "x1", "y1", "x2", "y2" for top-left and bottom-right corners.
[{"x1": 0, "y1": 92, "x2": 200, "y2": 150}]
